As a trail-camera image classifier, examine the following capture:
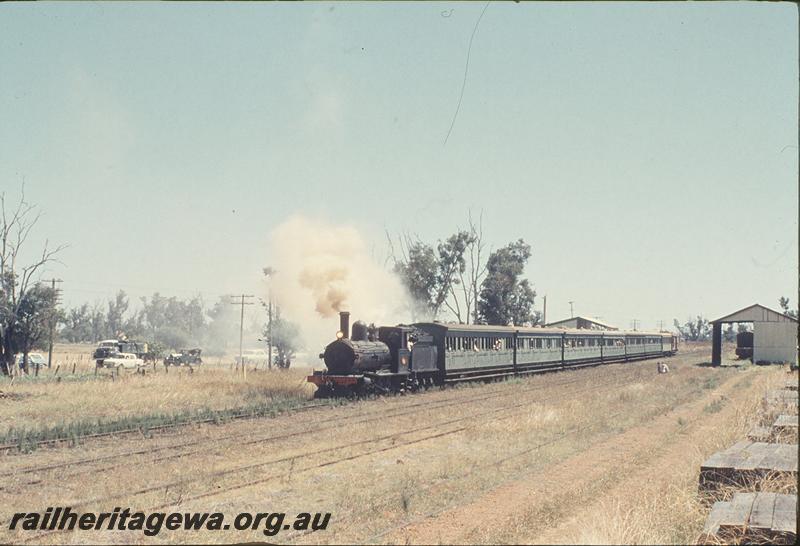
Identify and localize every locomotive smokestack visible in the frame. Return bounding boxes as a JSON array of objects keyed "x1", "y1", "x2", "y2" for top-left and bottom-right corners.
[{"x1": 339, "y1": 311, "x2": 350, "y2": 339}]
